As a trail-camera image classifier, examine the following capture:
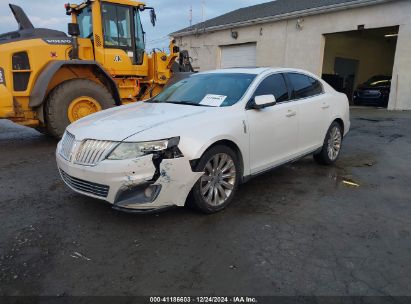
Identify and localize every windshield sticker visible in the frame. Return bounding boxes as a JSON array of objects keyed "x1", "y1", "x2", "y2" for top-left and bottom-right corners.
[{"x1": 200, "y1": 94, "x2": 227, "y2": 107}]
